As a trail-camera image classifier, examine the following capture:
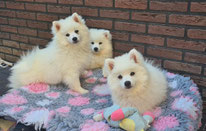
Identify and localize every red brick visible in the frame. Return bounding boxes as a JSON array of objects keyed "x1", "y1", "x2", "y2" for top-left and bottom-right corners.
[
  {"x1": 0, "y1": 17, "x2": 8, "y2": 24},
  {"x1": 0, "y1": 46, "x2": 12, "y2": 54},
  {"x1": 204, "y1": 68, "x2": 206, "y2": 76},
  {"x1": 1, "y1": 25, "x2": 17, "y2": 33},
  {"x1": 167, "y1": 38, "x2": 206, "y2": 52},
  {"x1": 188, "y1": 29, "x2": 206, "y2": 40},
  {"x1": 25, "y1": 3, "x2": 46, "y2": 12},
  {"x1": 6, "y1": 2, "x2": 25, "y2": 10},
  {"x1": 0, "y1": 32, "x2": 9, "y2": 39},
  {"x1": 191, "y1": 2, "x2": 206, "y2": 13},
  {"x1": 12, "y1": 49, "x2": 23, "y2": 56},
  {"x1": 146, "y1": 57, "x2": 162, "y2": 66},
  {"x1": 29, "y1": 37, "x2": 48, "y2": 46},
  {"x1": 111, "y1": 32, "x2": 129, "y2": 41},
  {"x1": 16, "y1": 11, "x2": 35, "y2": 20},
  {"x1": 5, "y1": 54, "x2": 19, "y2": 62},
  {"x1": 20, "y1": 43, "x2": 34, "y2": 50},
  {"x1": 38, "y1": 30, "x2": 52, "y2": 39},
  {"x1": 190, "y1": 75, "x2": 206, "y2": 87},
  {"x1": 18, "y1": 27, "x2": 37, "y2": 36},
  {"x1": 164, "y1": 60, "x2": 201, "y2": 75},
  {"x1": 0, "y1": 53, "x2": 5, "y2": 59},
  {"x1": 131, "y1": 34, "x2": 164, "y2": 46},
  {"x1": 184, "y1": 52, "x2": 206, "y2": 64},
  {"x1": 132, "y1": 12, "x2": 166, "y2": 23},
  {"x1": 37, "y1": 13, "x2": 58, "y2": 22},
  {"x1": 147, "y1": 47, "x2": 182, "y2": 60},
  {"x1": 169, "y1": 14, "x2": 206, "y2": 26},
  {"x1": 115, "y1": 21, "x2": 145, "y2": 33},
  {"x1": 9, "y1": 19, "x2": 27, "y2": 27},
  {"x1": 114, "y1": 51, "x2": 122, "y2": 57},
  {"x1": 115, "y1": 0, "x2": 147, "y2": 10},
  {"x1": 72, "y1": 7, "x2": 98, "y2": 17},
  {"x1": 59, "y1": 0, "x2": 83, "y2": 5},
  {"x1": 2, "y1": 40, "x2": 19, "y2": 48},
  {"x1": 15, "y1": 0, "x2": 34, "y2": 2},
  {"x1": 150, "y1": 1, "x2": 187, "y2": 12},
  {"x1": 0, "y1": 10, "x2": 16, "y2": 17},
  {"x1": 86, "y1": 19, "x2": 112, "y2": 29},
  {"x1": 148, "y1": 25, "x2": 184, "y2": 37},
  {"x1": 27, "y1": 20, "x2": 48, "y2": 30},
  {"x1": 114, "y1": 42, "x2": 144, "y2": 54},
  {"x1": 85, "y1": 0, "x2": 113, "y2": 7},
  {"x1": 100, "y1": 9, "x2": 129, "y2": 20},
  {"x1": 0, "y1": 1, "x2": 5, "y2": 8},
  {"x1": 11, "y1": 34, "x2": 28, "y2": 43},
  {"x1": 35, "y1": 0, "x2": 57, "y2": 3},
  {"x1": 48, "y1": 5, "x2": 70, "y2": 14}
]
